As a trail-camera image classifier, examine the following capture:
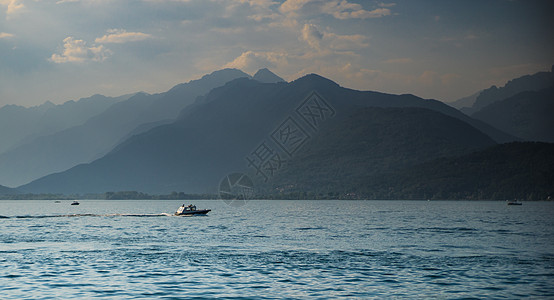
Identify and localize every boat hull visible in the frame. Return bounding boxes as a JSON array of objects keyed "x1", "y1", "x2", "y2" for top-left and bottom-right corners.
[{"x1": 175, "y1": 209, "x2": 211, "y2": 216}]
